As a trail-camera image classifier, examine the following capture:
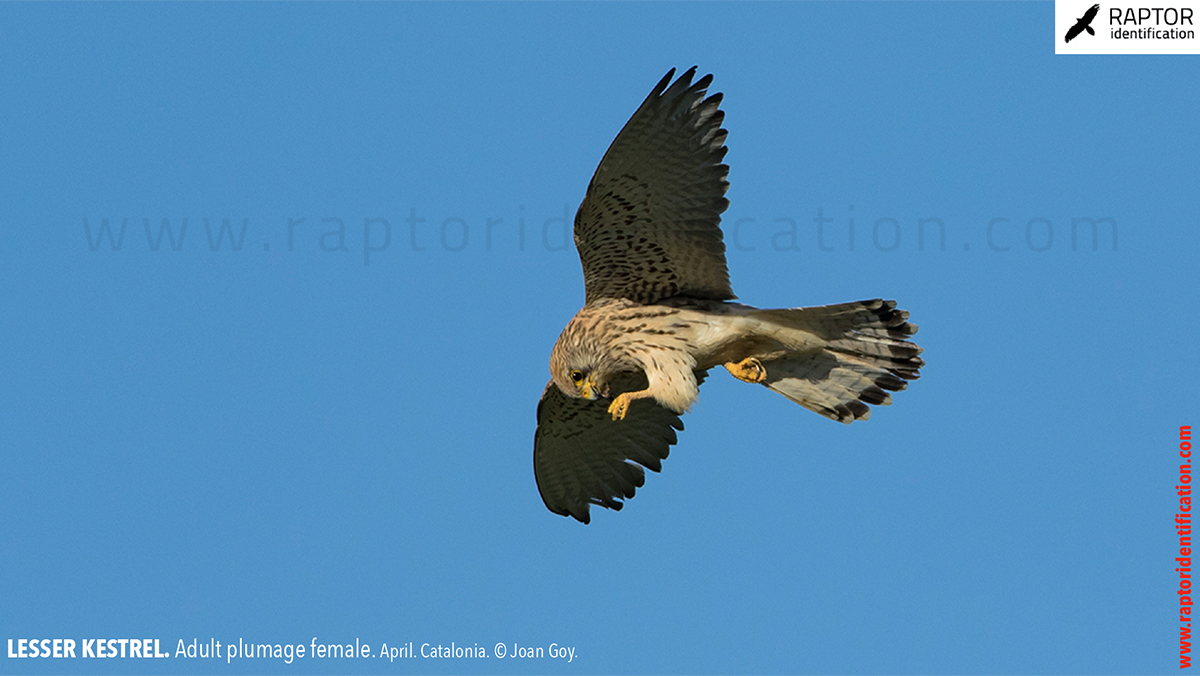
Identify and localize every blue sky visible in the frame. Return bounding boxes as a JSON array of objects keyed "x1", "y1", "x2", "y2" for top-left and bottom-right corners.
[{"x1": 1, "y1": 2, "x2": 1195, "y2": 675}]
